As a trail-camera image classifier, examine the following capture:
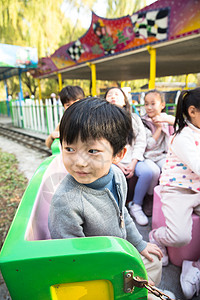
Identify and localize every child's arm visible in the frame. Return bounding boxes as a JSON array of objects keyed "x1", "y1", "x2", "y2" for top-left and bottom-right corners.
[
  {"x1": 131, "y1": 114, "x2": 147, "y2": 159},
  {"x1": 48, "y1": 191, "x2": 85, "y2": 239},
  {"x1": 144, "y1": 122, "x2": 162, "y2": 150},
  {"x1": 124, "y1": 207, "x2": 147, "y2": 251},
  {"x1": 124, "y1": 208, "x2": 162, "y2": 261},
  {"x1": 152, "y1": 113, "x2": 175, "y2": 125},
  {"x1": 152, "y1": 122, "x2": 162, "y2": 142},
  {"x1": 45, "y1": 123, "x2": 60, "y2": 149},
  {"x1": 172, "y1": 130, "x2": 200, "y2": 176}
]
